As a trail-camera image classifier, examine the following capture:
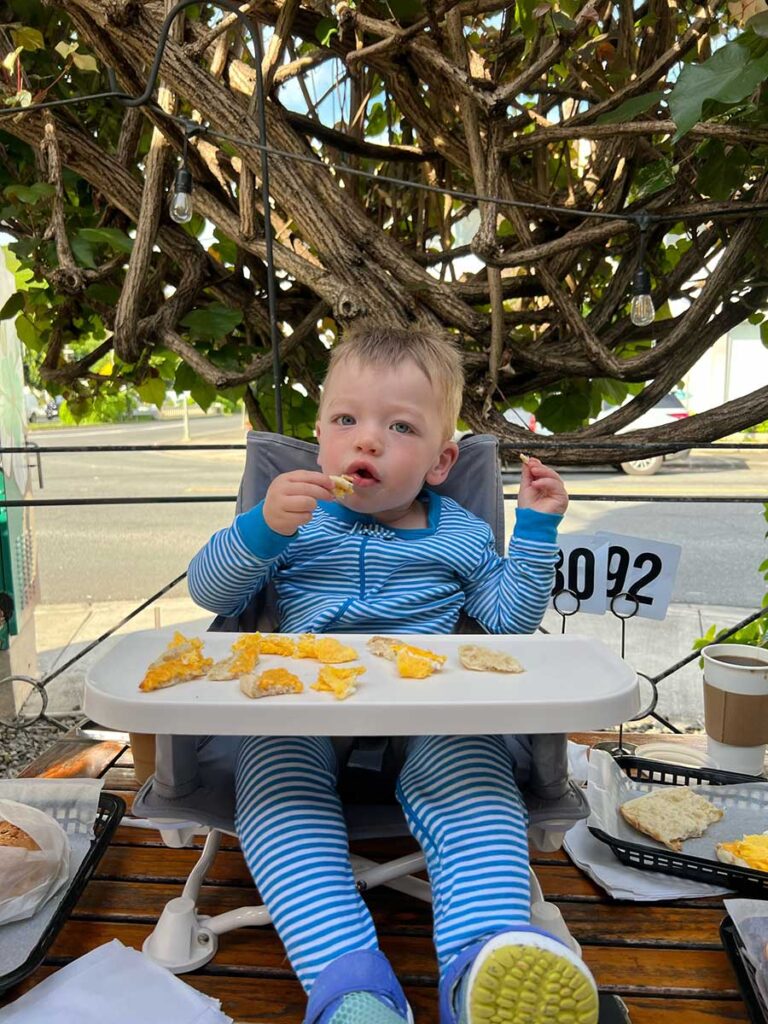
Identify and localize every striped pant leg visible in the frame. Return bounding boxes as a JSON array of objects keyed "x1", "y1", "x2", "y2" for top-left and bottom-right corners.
[
  {"x1": 235, "y1": 735, "x2": 379, "y2": 993},
  {"x1": 395, "y1": 735, "x2": 530, "y2": 978}
]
